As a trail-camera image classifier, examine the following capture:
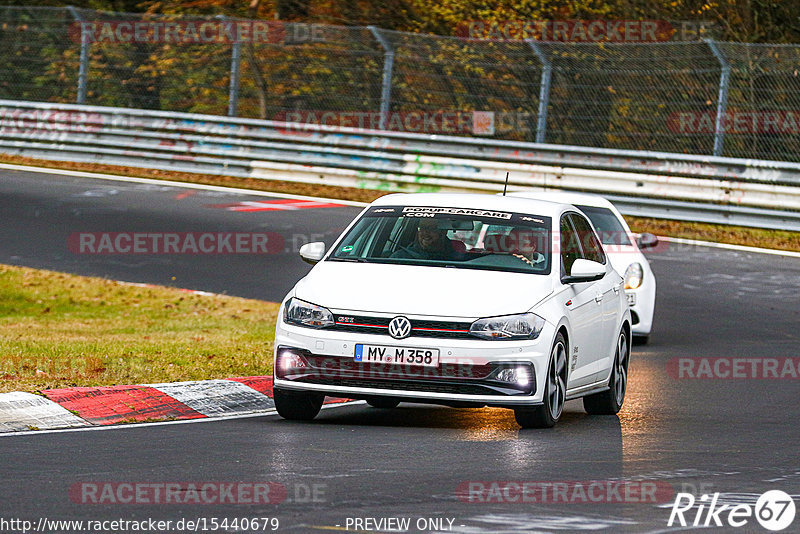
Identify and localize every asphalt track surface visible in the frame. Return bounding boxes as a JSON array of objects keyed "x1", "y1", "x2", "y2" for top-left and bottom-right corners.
[{"x1": 1, "y1": 169, "x2": 800, "y2": 533}]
